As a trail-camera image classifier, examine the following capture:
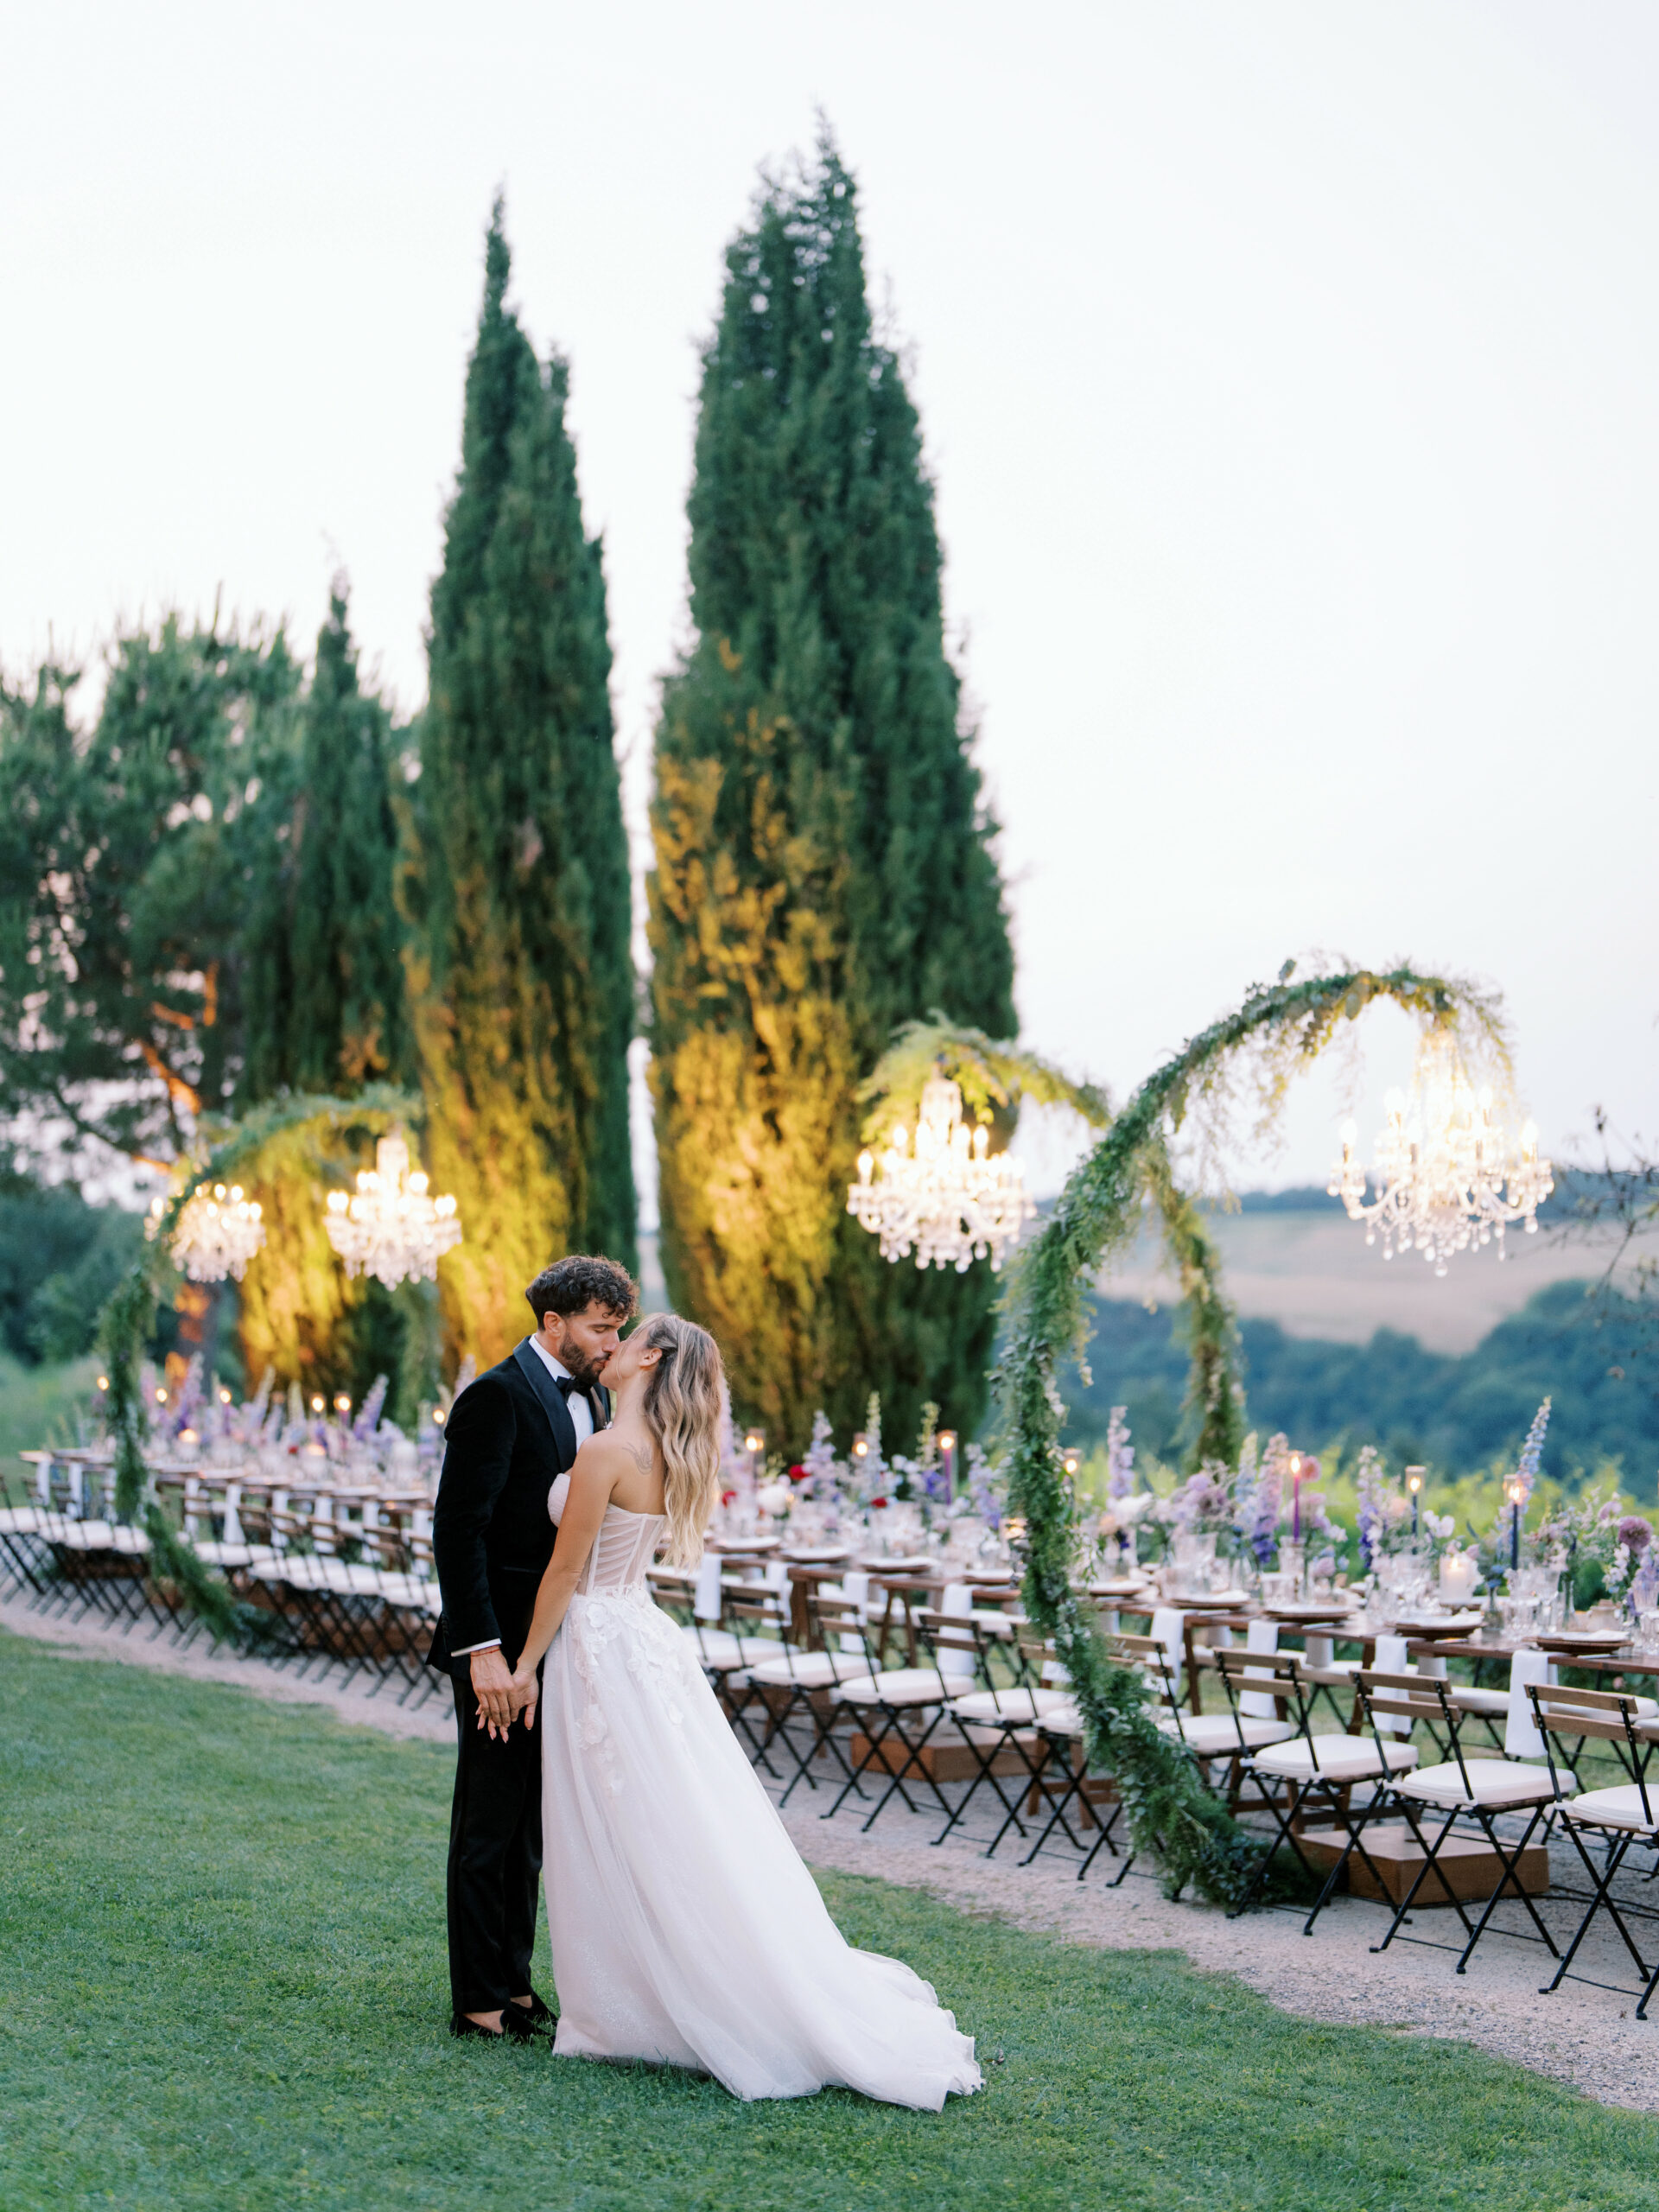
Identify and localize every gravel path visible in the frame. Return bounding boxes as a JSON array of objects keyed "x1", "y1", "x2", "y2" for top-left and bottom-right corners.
[{"x1": 8, "y1": 1592, "x2": 1657, "y2": 2113}]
